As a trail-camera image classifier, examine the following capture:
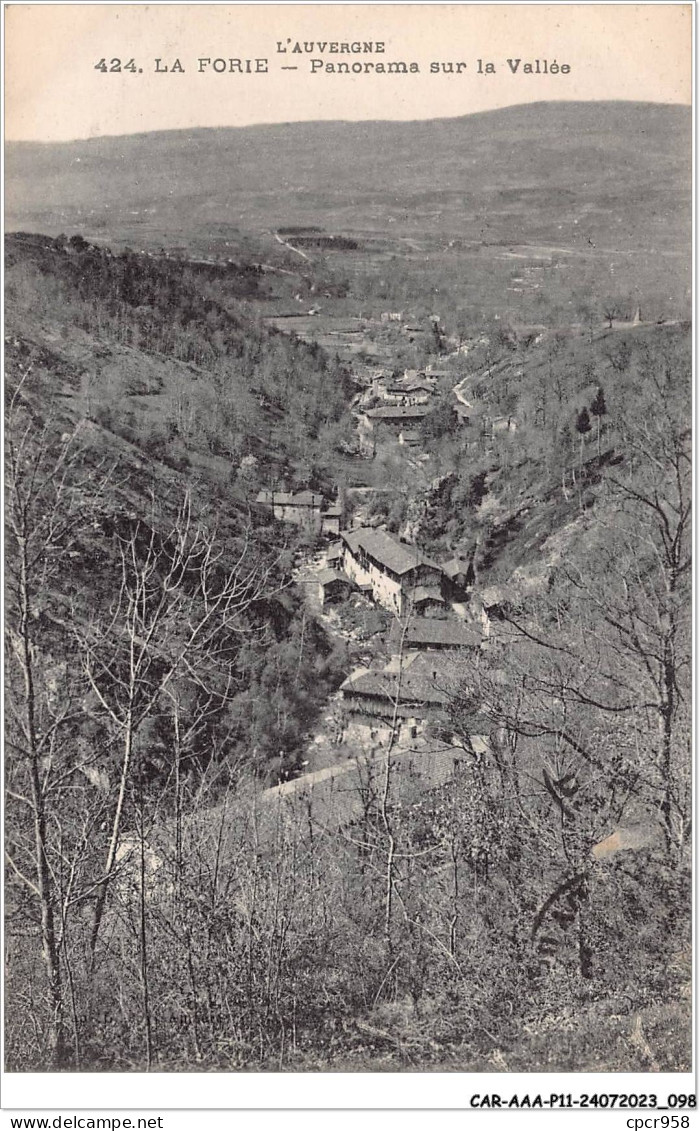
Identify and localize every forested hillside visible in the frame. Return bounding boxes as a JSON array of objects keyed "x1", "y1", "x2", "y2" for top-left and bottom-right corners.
[
  {"x1": 6, "y1": 233, "x2": 356, "y2": 484},
  {"x1": 4, "y1": 233, "x2": 360, "y2": 1068},
  {"x1": 412, "y1": 320, "x2": 691, "y2": 574},
  {"x1": 4, "y1": 227, "x2": 691, "y2": 1073}
]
